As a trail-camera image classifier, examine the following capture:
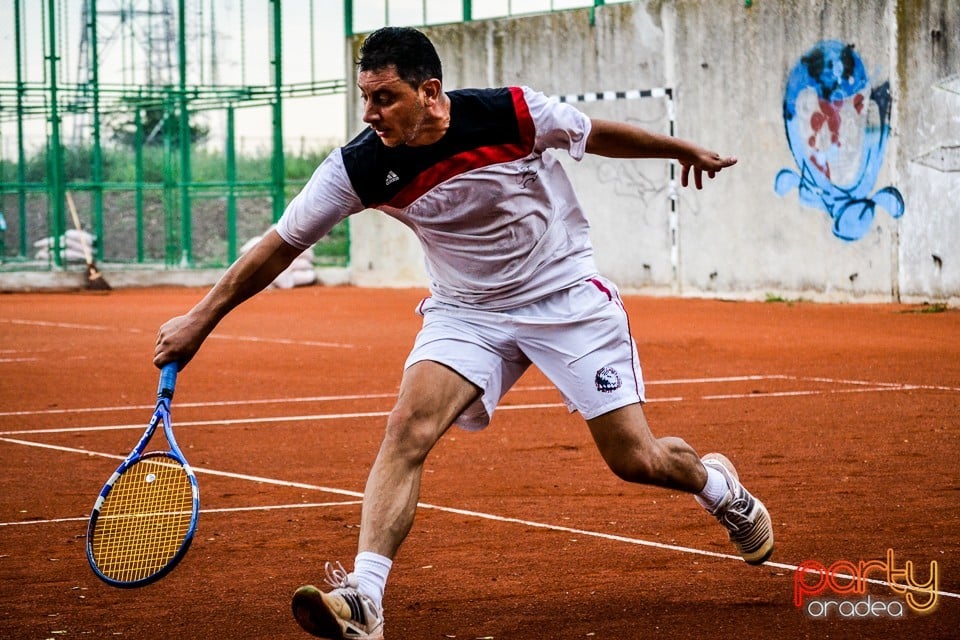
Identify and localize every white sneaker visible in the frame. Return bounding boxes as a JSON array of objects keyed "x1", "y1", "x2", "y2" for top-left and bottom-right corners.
[
  {"x1": 292, "y1": 562, "x2": 385, "y2": 639},
  {"x1": 701, "y1": 453, "x2": 774, "y2": 565}
]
